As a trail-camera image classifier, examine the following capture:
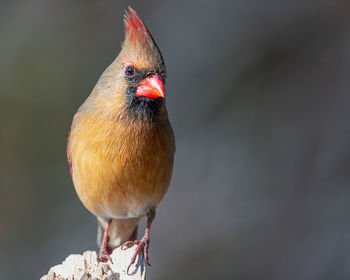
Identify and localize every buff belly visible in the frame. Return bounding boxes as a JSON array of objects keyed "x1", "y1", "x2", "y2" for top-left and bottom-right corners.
[{"x1": 69, "y1": 114, "x2": 174, "y2": 220}]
